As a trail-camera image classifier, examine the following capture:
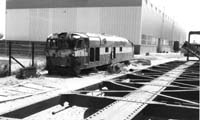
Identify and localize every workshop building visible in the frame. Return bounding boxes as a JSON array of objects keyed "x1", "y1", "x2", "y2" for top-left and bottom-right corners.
[{"x1": 4, "y1": 0, "x2": 186, "y2": 54}]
